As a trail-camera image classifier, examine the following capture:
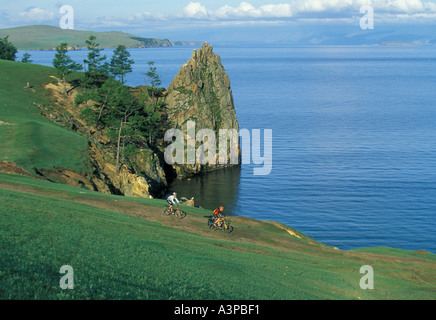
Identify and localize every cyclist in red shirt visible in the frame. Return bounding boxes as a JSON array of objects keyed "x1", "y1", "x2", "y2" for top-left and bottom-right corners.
[{"x1": 212, "y1": 206, "x2": 225, "y2": 225}]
